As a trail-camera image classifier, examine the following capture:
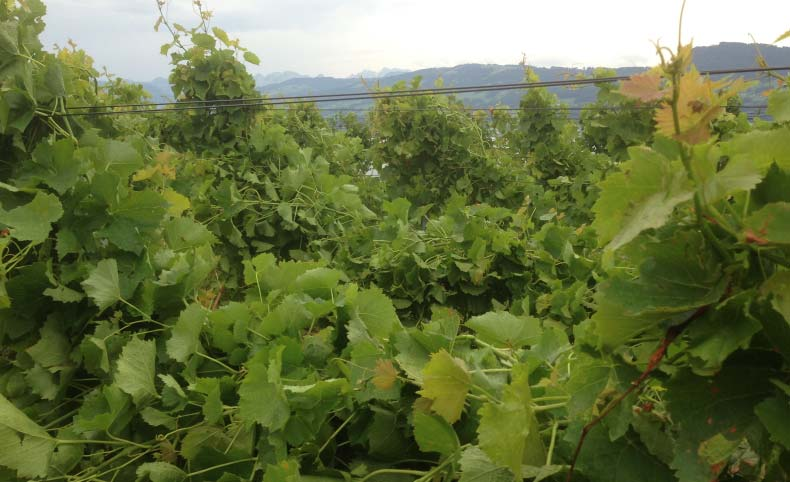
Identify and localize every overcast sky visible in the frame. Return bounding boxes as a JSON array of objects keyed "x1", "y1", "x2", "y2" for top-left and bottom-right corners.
[{"x1": 40, "y1": 0, "x2": 790, "y2": 81}]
